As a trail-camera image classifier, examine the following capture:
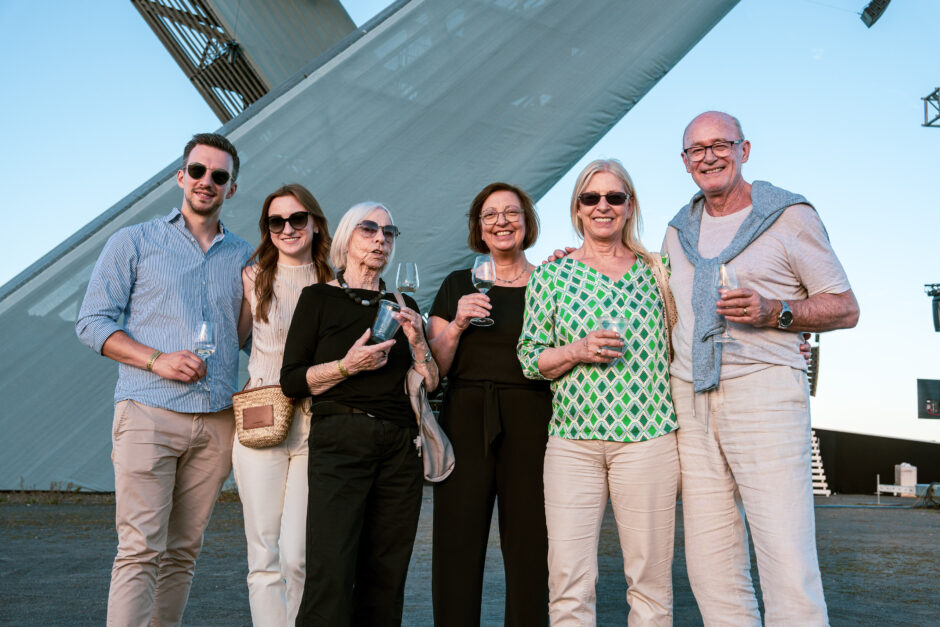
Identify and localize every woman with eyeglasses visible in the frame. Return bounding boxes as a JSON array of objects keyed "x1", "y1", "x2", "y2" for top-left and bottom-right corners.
[
  {"x1": 232, "y1": 183, "x2": 333, "y2": 626},
  {"x1": 517, "y1": 159, "x2": 680, "y2": 624},
  {"x1": 427, "y1": 182, "x2": 551, "y2": 625},
  {"x1": 280, "y1": 202, "x2": 438, "y2": 626}
]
